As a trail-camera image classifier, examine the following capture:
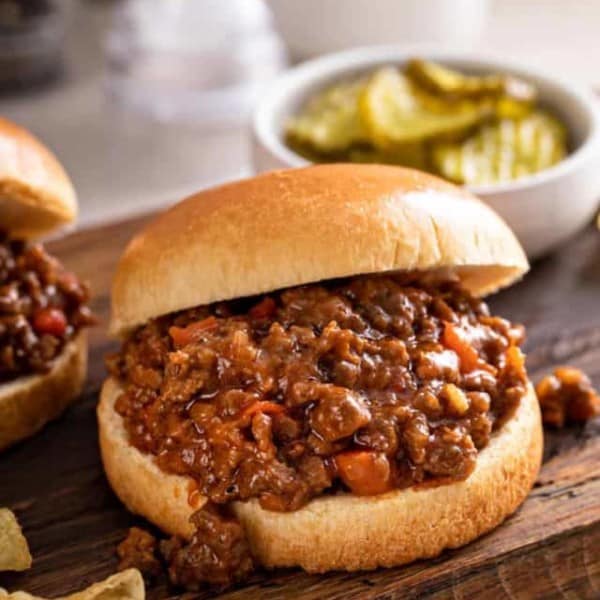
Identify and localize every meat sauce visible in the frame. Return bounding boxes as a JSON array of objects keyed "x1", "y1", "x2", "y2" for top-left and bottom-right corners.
[
  {"x1": 0, "y1": 231, "x2": 94, "y2": 381},
  {"x1": 110, "y1": 273, "x2": 528, "y2": 589}
]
